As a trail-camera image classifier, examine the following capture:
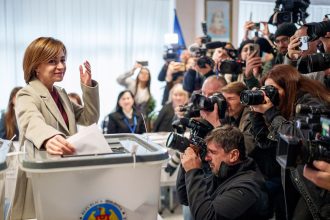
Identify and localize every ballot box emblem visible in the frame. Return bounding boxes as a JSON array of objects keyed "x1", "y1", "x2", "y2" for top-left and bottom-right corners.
[{"x1": 81, "y1": 199, "x2": 127, "y2": 220}]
